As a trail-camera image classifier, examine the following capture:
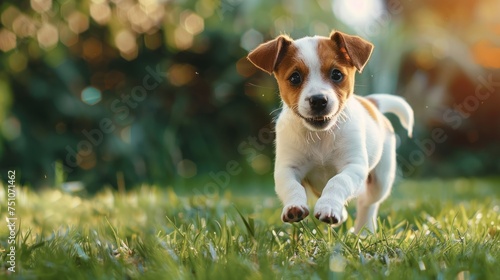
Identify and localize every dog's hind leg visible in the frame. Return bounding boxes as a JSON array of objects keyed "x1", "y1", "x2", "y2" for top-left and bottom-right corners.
[{"x1": 354, "y1": 134, "x2": 396, "y2": 234}]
